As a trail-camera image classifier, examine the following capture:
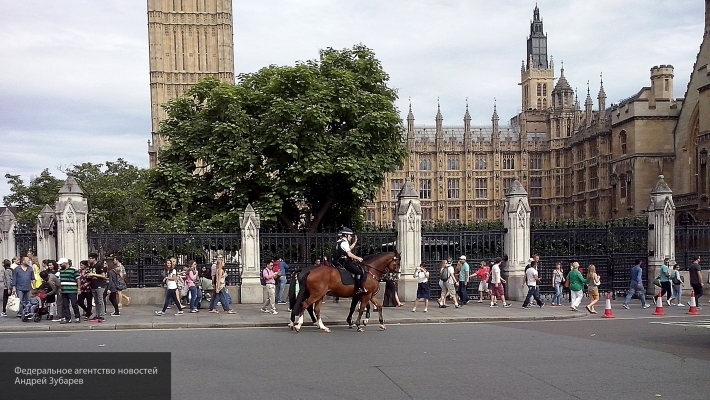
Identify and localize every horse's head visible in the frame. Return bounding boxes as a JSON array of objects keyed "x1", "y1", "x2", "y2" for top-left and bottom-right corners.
[{"x1": 382, "y1": 252, "x2": 401, "y2": 281}]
